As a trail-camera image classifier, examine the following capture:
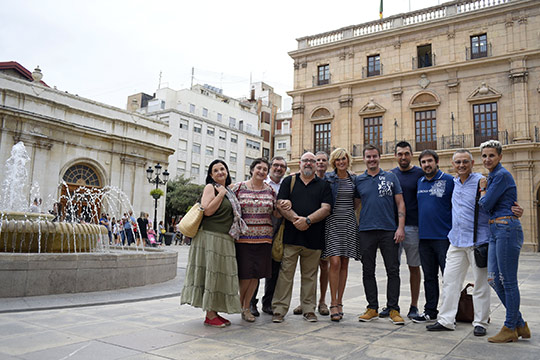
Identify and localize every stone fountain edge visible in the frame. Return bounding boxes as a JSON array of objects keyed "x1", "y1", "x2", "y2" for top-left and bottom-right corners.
[{"x1": 0, "y1": 248, "x2": 178, "y2": 298}]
